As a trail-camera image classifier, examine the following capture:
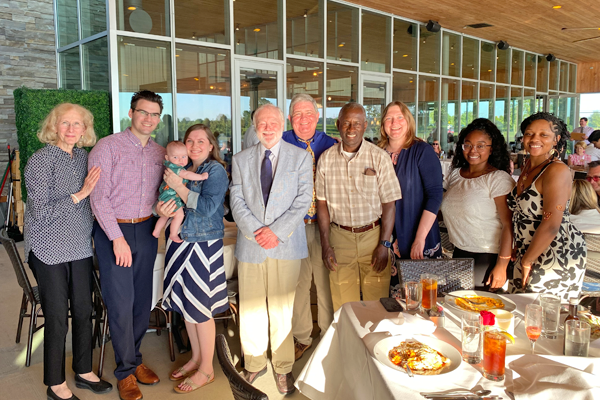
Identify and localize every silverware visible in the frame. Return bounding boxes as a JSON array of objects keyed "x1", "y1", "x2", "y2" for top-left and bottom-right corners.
[
  {"x1": 422, "y1": 397, "x2": 501, "y2": 400},
  {"x1": 421, "y1": 390, "x2": 492, "y2": 397}
]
